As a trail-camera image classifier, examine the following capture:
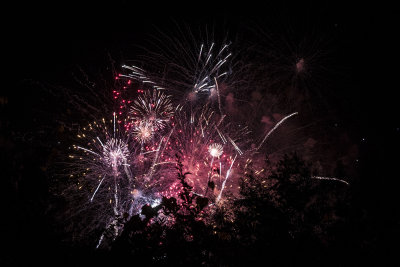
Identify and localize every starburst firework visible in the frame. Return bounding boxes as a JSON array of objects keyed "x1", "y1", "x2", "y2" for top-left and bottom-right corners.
[
  {"x1": 209, "y1": 143, "x2": 224, "y2": 158},
  {"x1": 129, "y1": 89, "x2": 174, "y2": 131},
  {"x1": 57, "y1": 27, "x2": 349, "y2": 249}
]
